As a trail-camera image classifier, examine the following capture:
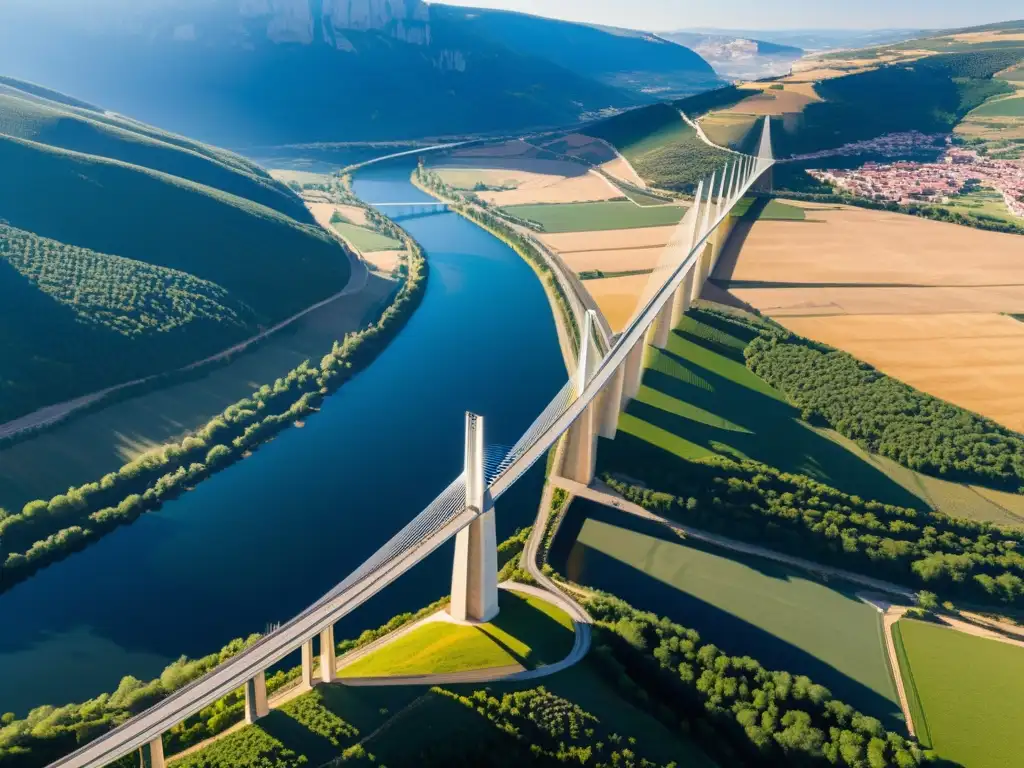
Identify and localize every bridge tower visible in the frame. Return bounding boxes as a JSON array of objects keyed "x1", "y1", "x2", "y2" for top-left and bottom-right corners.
[
  {"x1": 753, "y1": 116, "x2": 774, "y2": 193},
  {"x1": 561, "y1": 311, "x2": 603, "y2": 485},
  {"x1": 450, "y1": 412, "x2": 499, "y2": 622}
]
